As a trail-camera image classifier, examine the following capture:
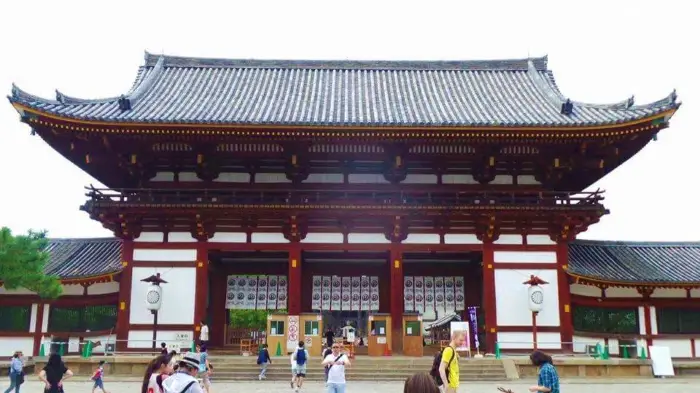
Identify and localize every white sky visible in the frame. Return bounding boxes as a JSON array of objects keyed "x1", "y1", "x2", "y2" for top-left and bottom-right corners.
[{"x1": 0, "y1": 0, "x2": 697, "y2": 241}]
